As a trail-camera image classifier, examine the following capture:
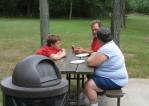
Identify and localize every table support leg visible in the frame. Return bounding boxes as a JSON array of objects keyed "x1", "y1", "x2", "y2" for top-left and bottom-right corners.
[
  {"x1": 82, "y1": 74, "x2": 84, "y2": 88},
  {"x1": 117, "y1": 98, "x2": 120, "y2": 106},
  {"x1": 77, "y1": 74, "x2": 80, "y2": 106},
  {"x1": 67, "y1": 74, "x2": 71, "y2": 89}
]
